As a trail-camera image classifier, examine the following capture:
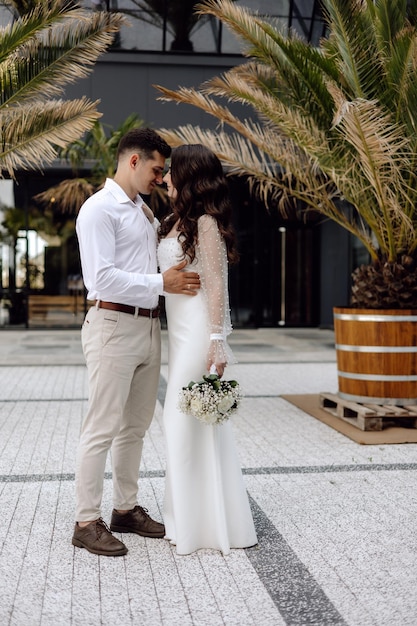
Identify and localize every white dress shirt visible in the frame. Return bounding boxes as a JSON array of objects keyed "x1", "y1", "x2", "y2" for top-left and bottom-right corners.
[{"x1": 76, "y1": 178, "x2": 163, "y2": 308}]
